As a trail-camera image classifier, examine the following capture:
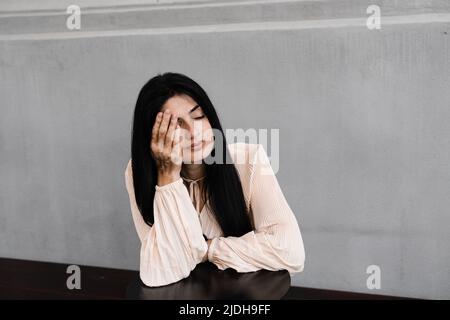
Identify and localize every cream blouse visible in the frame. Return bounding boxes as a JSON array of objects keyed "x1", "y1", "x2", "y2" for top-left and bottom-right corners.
[{"x1": 124, "y1": 142, "x2": 305, "y2": 287}]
